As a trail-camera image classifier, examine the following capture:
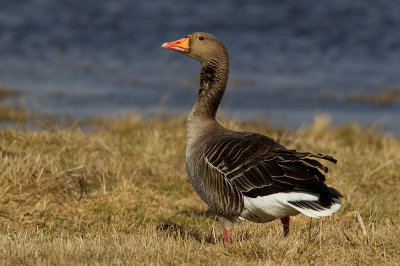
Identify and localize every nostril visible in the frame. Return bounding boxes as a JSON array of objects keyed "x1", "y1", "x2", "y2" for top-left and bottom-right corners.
[{"x1": 176, "y1": 41, "x2": 181, "y2": 44}]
